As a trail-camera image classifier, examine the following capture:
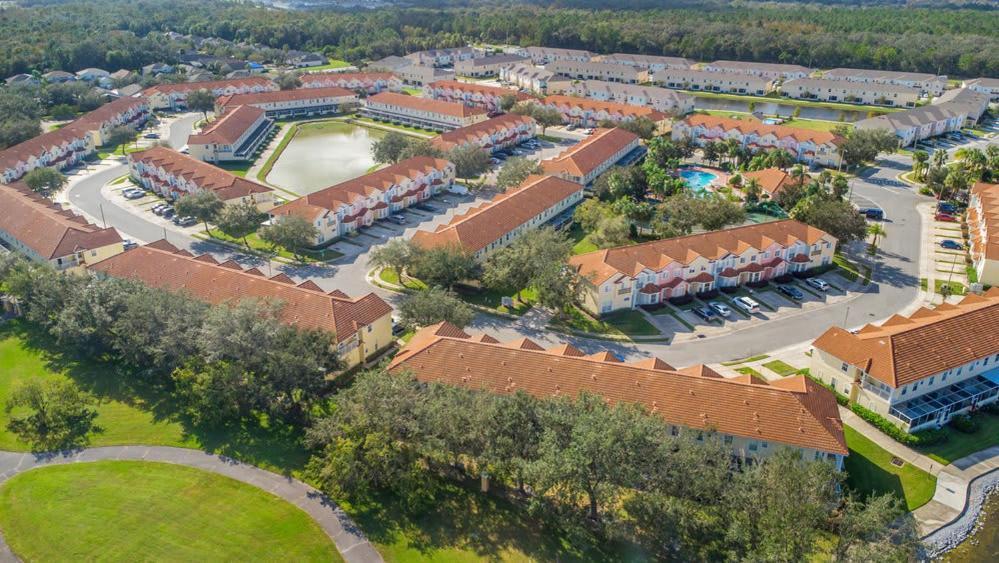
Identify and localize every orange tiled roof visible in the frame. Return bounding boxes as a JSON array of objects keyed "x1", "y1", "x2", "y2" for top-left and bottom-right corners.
[
  {"x1": 389, "y1": 323, "x2": 848, "y2": 455},
  {"x1": 570, "y1": 219, "x2": 834, "y2": 284},
  {"x1": 812, "y1": 289, "x2": 999, "y2": 387},
  {"x1": 89, "y1": 242, "x2": 392, "y2": 339},
  {"x1": 0, "y1": 183, "x2": 121, "y2": 259},
  {"x1": 144, "y1": 77, "x2": 274, "y2": 95},
  {"x1": 427, "y1": 80, "x2": 530, "y2": 101},
  {"x1": 541, "y1": 127, "x2": 639, "y2": 178},
  {"x1": 188, "y1": 105, "x2": 267, "y2": 146},
  {"x1": 681, "y1": 114, "x2": 844, "y2": 146},
  {"x1": 367, "y1": 92, "x2": 488, "y2": 119},
  {"x1": 300, "y1": 72, "x2": 397, "y2": 86},
  {"x1": 410, "y1": 175, "x2": 582, "y2": 254},
  {"x1": 542, "y1": 95, "x2": 668, "y2": 122},
  {"x1": 742, "y1": 168, "x2": 794, "y2": 197},
  {"x1": 431, "y1": 114, "x2": 536, "y2": 152},
  {"x1": 970, "y1": 182, "x2": 999, "y2": 261},
  {"x1": 129, "y1": 146, "x2": 272, "y2": 201},
  {"x1": 216, "y1": 87, "x2": 355, "y2": 111}
]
